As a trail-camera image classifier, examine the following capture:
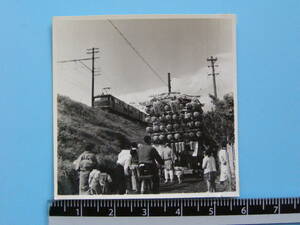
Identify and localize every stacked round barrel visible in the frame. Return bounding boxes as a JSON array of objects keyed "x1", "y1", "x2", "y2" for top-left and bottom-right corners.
[{"x1": 145, "y1": 96, "x2": 203, "y2": 144}]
